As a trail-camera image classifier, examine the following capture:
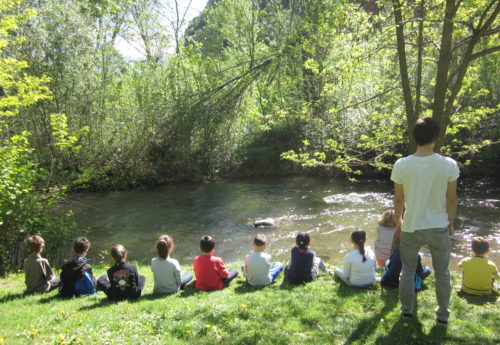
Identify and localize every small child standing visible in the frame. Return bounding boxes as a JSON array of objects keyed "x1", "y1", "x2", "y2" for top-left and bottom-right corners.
[
  {"x1": 193, "y1": 235, "x2": 238, "y2": 291},
  {"x1": 243, "y1": 234, "x2": 283, "y2": 286},
  {"x1": 97, "y1": 244, "x2": 146, "y2": 300},
  {"x1": 151, "y1": 235, "x2": 193, "y2": 294},
  {"x1": 374, "y1": 209, "x2": 397, "y2": 267},
  {"x1": 286, "y1": 232, "x2": 328, "y2": 285},
  {"x1": 335, "y1": 230, "x2": 376, "y2": 288},
  {"x1": 23, "y1": 235, "x2": 59, "y2": 294},
  {"x1": 60, "y1": 237, "x2": 96, "y2": 297},
  {"x1": 458, "y1": 237, "x2": 498, "y2": 295}
]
